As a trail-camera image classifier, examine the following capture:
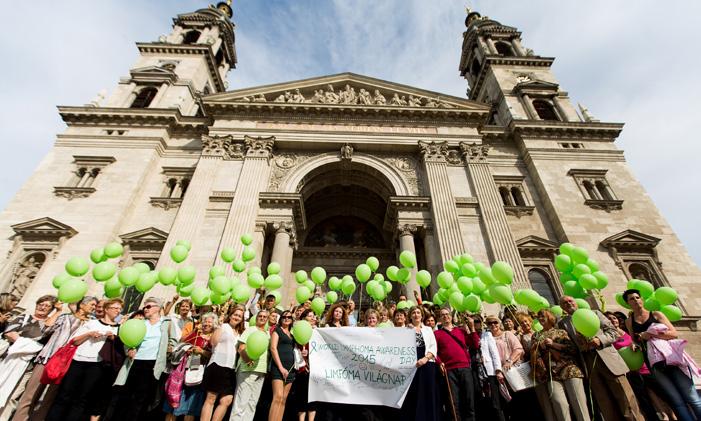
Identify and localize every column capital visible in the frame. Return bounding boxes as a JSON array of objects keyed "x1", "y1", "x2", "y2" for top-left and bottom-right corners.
[
  {"x1": 244, "y1": 135, "x2": 275, "y2": 160},
  {"x1": 201, "y1": 134, "x2": 247, "y2": 159},
  {"x1": 418, "y1": 140, "x2": 448, "y2": 163},
  {"x1": 272, "y1": 220, "x2": 295, "y2": 236},
  {"x1": 459, "y1": 142, "x2": 491, "y2": 163},
  {"x1": 397, "y1": 223, "x2": 418, "y2": 237}
]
